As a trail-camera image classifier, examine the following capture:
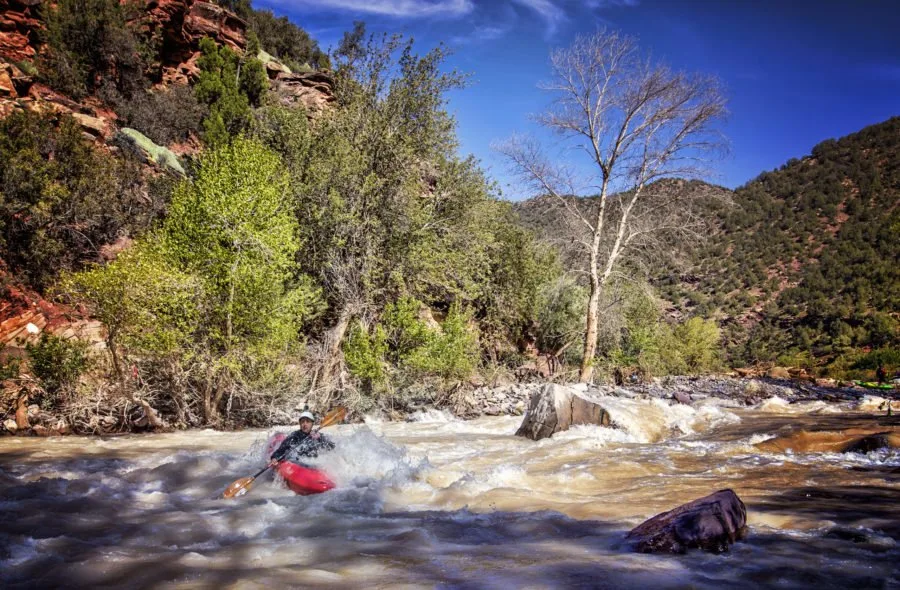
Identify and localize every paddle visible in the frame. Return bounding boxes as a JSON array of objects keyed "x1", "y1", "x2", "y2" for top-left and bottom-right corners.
[{"x1": 221, "y1": 406, "x2": 347, "y2": 499}]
